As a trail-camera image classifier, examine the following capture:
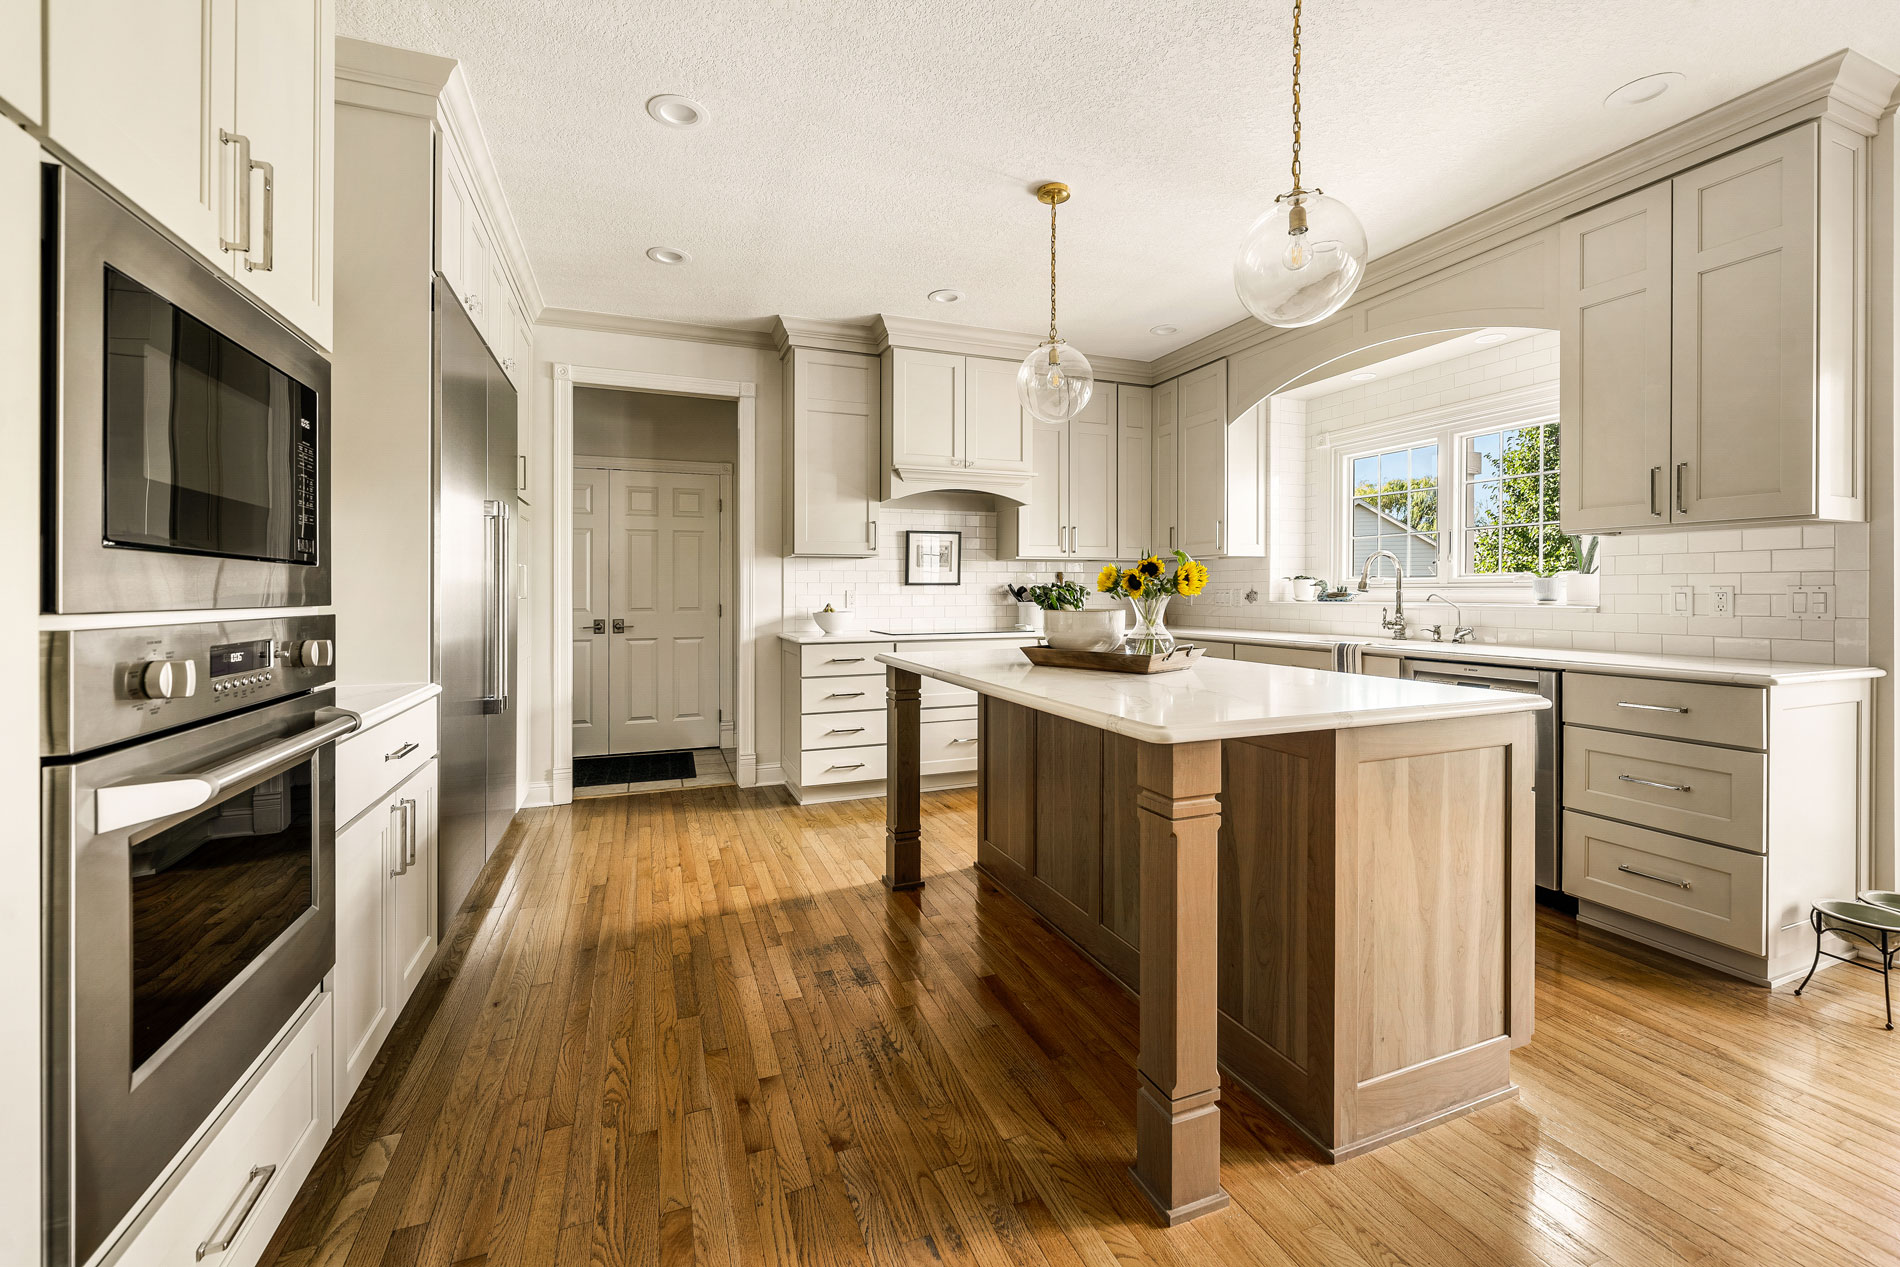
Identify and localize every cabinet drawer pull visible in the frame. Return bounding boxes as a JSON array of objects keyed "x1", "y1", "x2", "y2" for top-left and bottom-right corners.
[
  {"x1": 947, "y1": 737, "x2": 978, "y2": 745},
  {"x1": 825, "y1": 727, "x2": 866, "y2": 736},
  {"x1": 217, "y1": 130, "x2": 253, "y2": 254},
  {"x1": 827, "y1": 762, "x2": 866, "y2": 772},
  {"x1": 826, "y1": 656, "x2": 866, "y2": 664},
  {"x1": 1618, "y1": 772, "x2": 1690, "y2": 793},
  {"x1": 1616, "y1": 863, "x2": 1691, "y2": 890},
  {"x1": 1675, "y1": 462, "x2": 1688, "y2": 515},
  {"x1": 1616, "y1": 700, "x2": 1689, "y2": 714},
  {"x1": 1649, "y1": 465, "x2": 1663, "y2": 517},
  {"x1": 825, "y1": 691, "x2": 865, "y2": 699},
  {"x1": 244, "y1": 156, "x2": 275, "y2": 273},
  {"x1": 197, "y1": 1163, "x2": 277, "y2": 1260},
  {"x1": 385, "y1": 740, "x2": 420, "y2": 762},
  {"x1": 389, "y1": 800, "x2": 409, "y2": 877}
]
